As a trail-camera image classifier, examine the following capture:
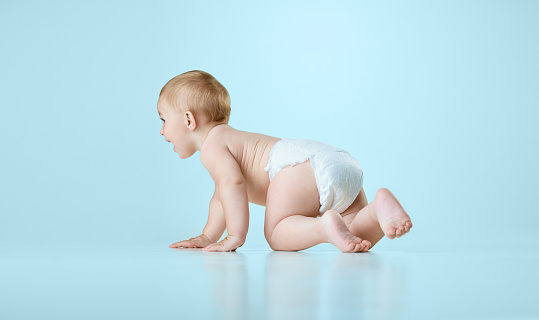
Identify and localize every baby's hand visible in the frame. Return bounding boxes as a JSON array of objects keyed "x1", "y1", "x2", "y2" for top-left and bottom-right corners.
[
  {"x1": 202, "y1": 235, "x2": 245, "y2": 252},
  {"x1": 169, "y1": 234, "x2": 214, "y2": 248}
]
